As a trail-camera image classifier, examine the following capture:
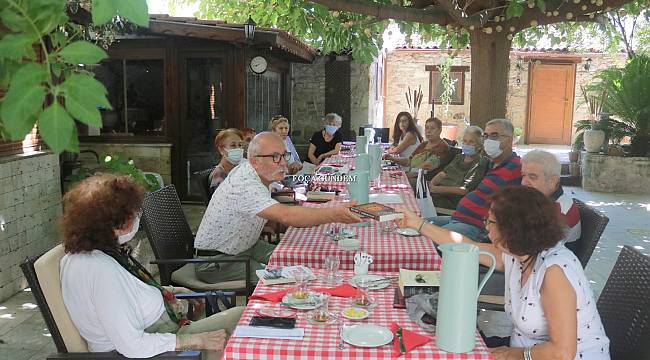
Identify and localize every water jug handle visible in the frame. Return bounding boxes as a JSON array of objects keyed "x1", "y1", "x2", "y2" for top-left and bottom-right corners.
[{"x1": 476, "y1": 250, "x2": 497, "y2": 299}]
